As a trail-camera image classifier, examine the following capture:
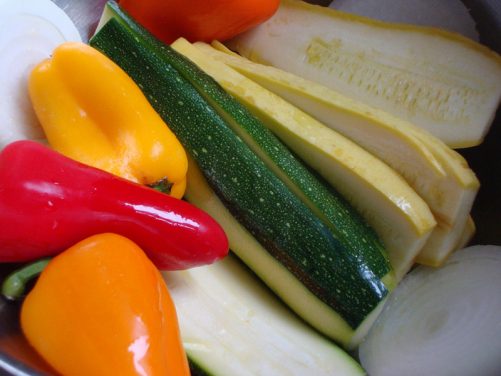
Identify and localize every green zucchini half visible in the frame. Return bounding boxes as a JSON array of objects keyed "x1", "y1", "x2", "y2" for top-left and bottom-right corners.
[{"x1": 91, "y1": 1, "x2": 392, "y2": 347}]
